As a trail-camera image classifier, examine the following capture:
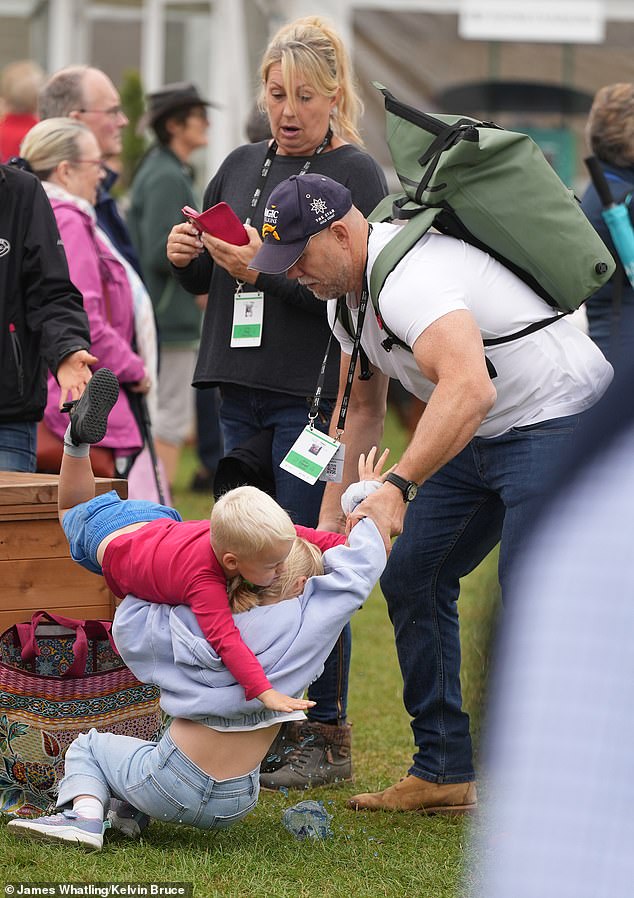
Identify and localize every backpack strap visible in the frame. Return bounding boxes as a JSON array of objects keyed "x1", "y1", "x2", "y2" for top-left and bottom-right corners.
[{"x1": 368, "y1": 202, "x2": 441, "y2": 353}]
